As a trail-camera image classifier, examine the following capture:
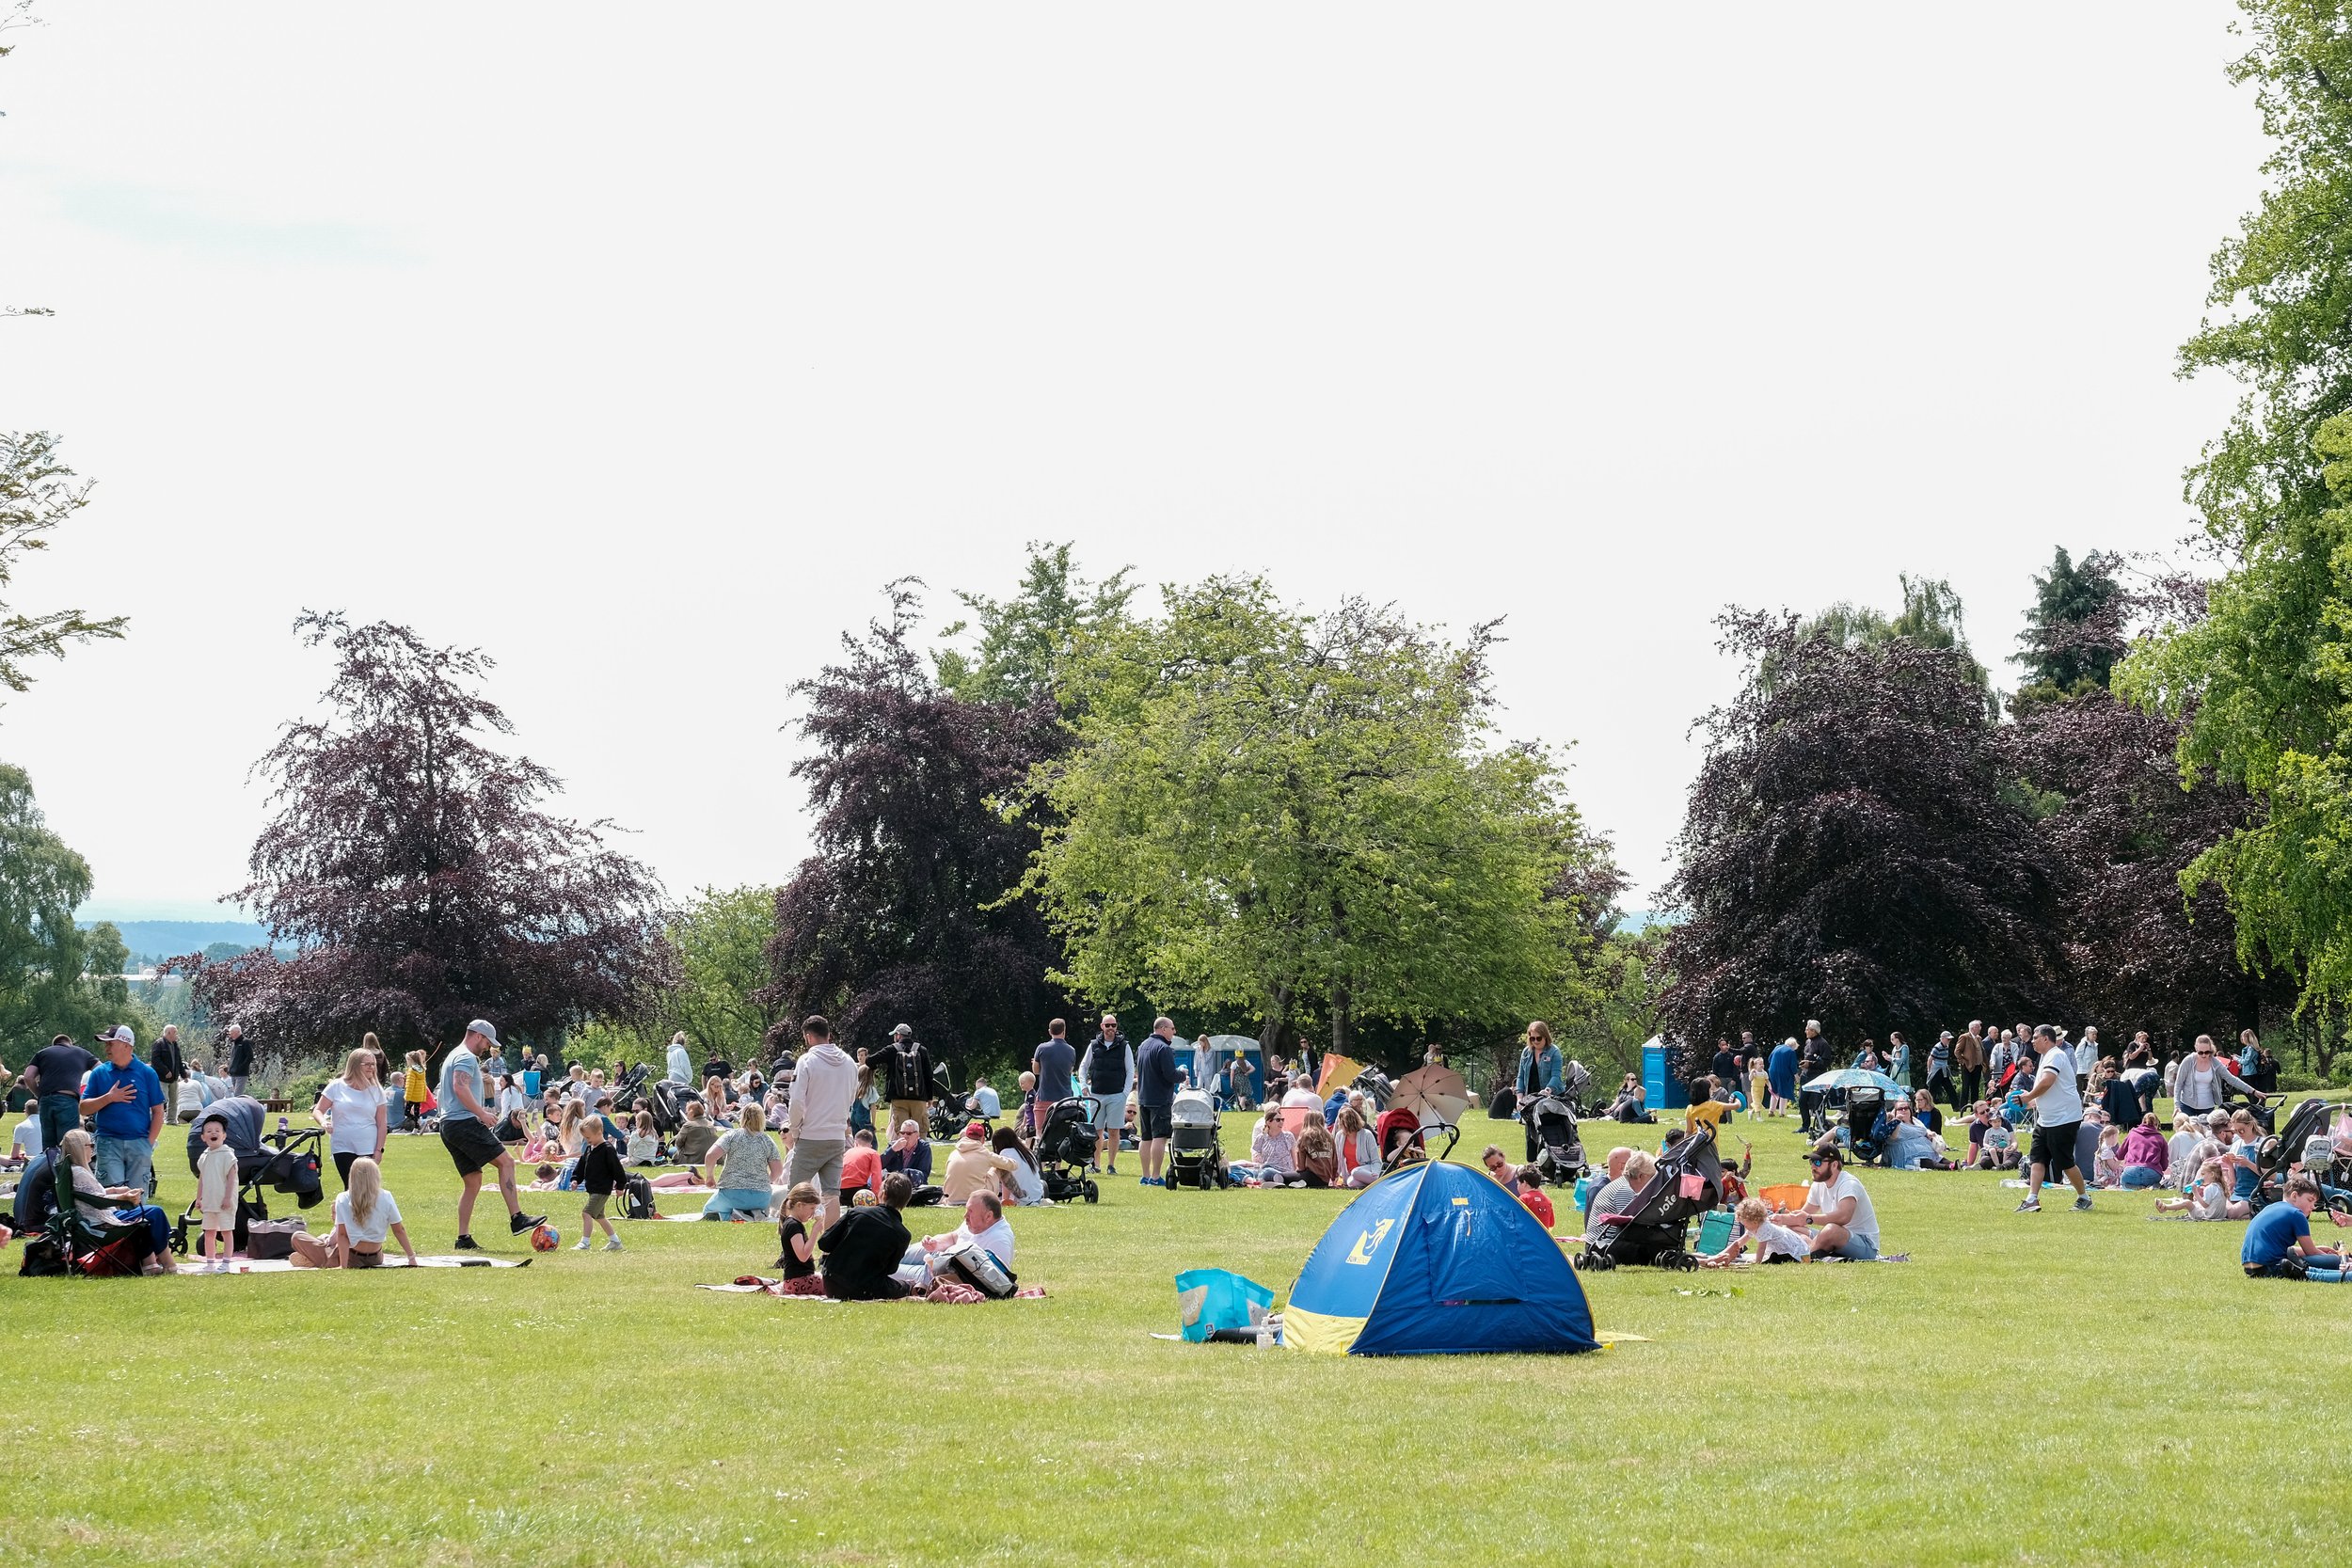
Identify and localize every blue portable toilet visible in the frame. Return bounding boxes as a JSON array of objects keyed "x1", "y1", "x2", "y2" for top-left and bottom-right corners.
[
  {"x1": 1642, "y1": 1036, "x2": 1691, "y2": 1111},
  {"x1": 1282, "y1": 1162, "x2": 1597, "y2": 1356}
]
